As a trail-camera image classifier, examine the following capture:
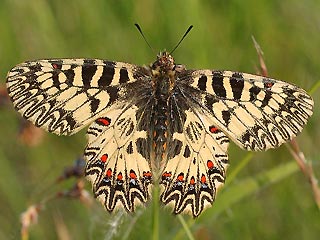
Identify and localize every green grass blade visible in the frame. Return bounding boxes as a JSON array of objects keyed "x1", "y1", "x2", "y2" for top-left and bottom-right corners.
[
  {"x1": 308, "y1": 79, "x2": 320, "y2": 95},
  {"x1": 177, "y1": 215, "x2": 195, "y2": 240},
  {"x1": 152, "y1": 186, "x2": 159, "y2": 240}
]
